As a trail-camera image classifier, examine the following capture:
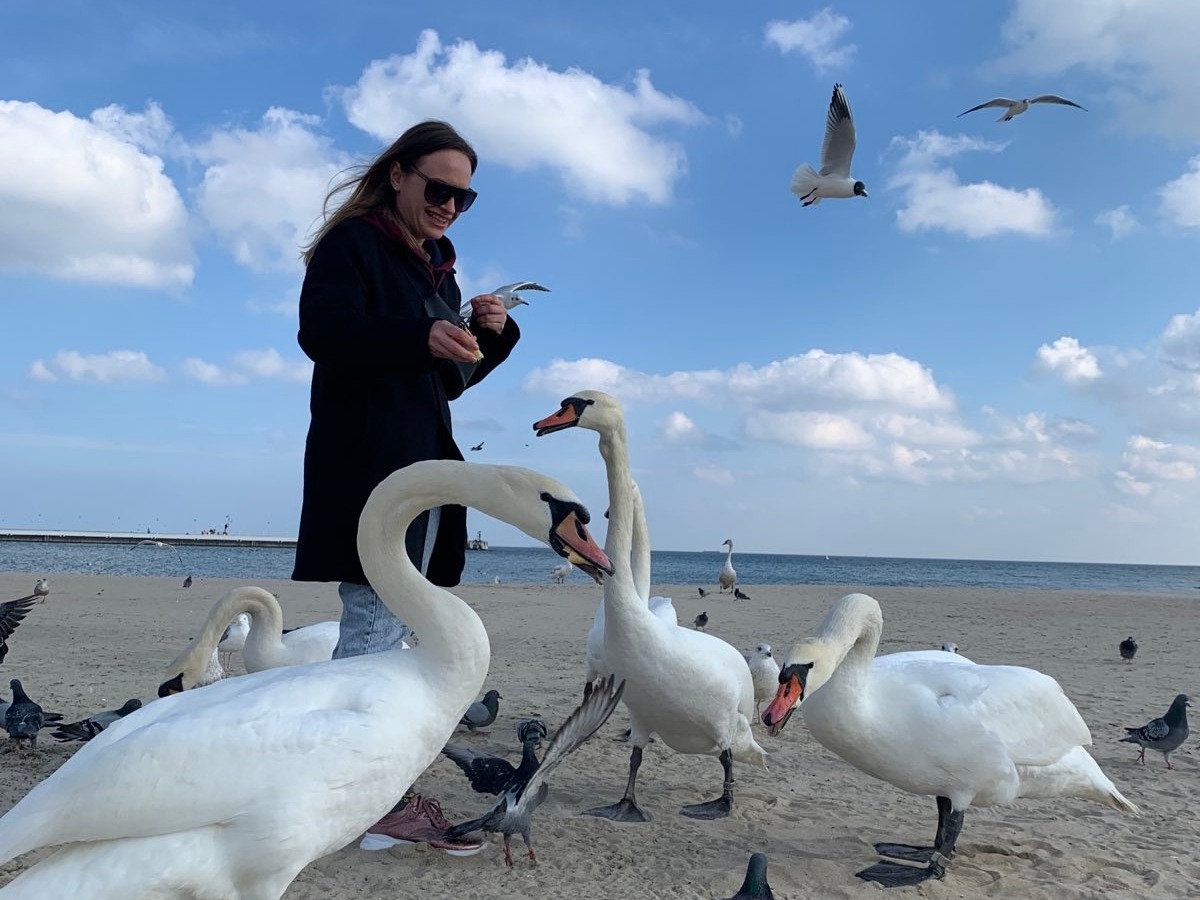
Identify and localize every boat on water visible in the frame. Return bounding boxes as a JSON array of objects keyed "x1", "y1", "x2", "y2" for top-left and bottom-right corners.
[{"x1": 467, "y1": 531, "x2": 489, "y2": 551}]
